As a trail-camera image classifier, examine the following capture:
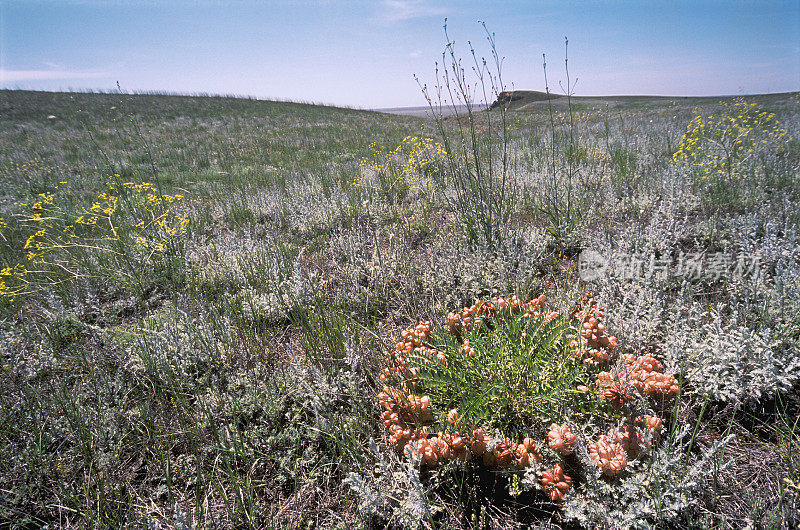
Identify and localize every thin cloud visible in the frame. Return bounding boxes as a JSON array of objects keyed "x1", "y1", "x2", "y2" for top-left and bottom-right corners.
[
  {"x1": 381, "y1": 0, "x2": 446, "y2": 22},
  {"x1": 0, "y1": 69, "x2": 111, "y2": 83}
]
